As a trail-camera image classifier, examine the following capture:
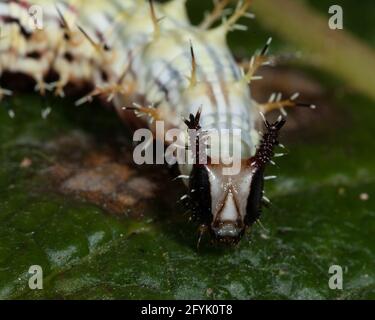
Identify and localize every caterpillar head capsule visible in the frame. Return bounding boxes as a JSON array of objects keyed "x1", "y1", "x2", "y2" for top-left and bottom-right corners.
[
  {"x1": 189, "y1": 161, "x2": 264, "y2": 245},
  {"x1": 185, "y1": 110, "x2": 285, "y2": 247}
]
